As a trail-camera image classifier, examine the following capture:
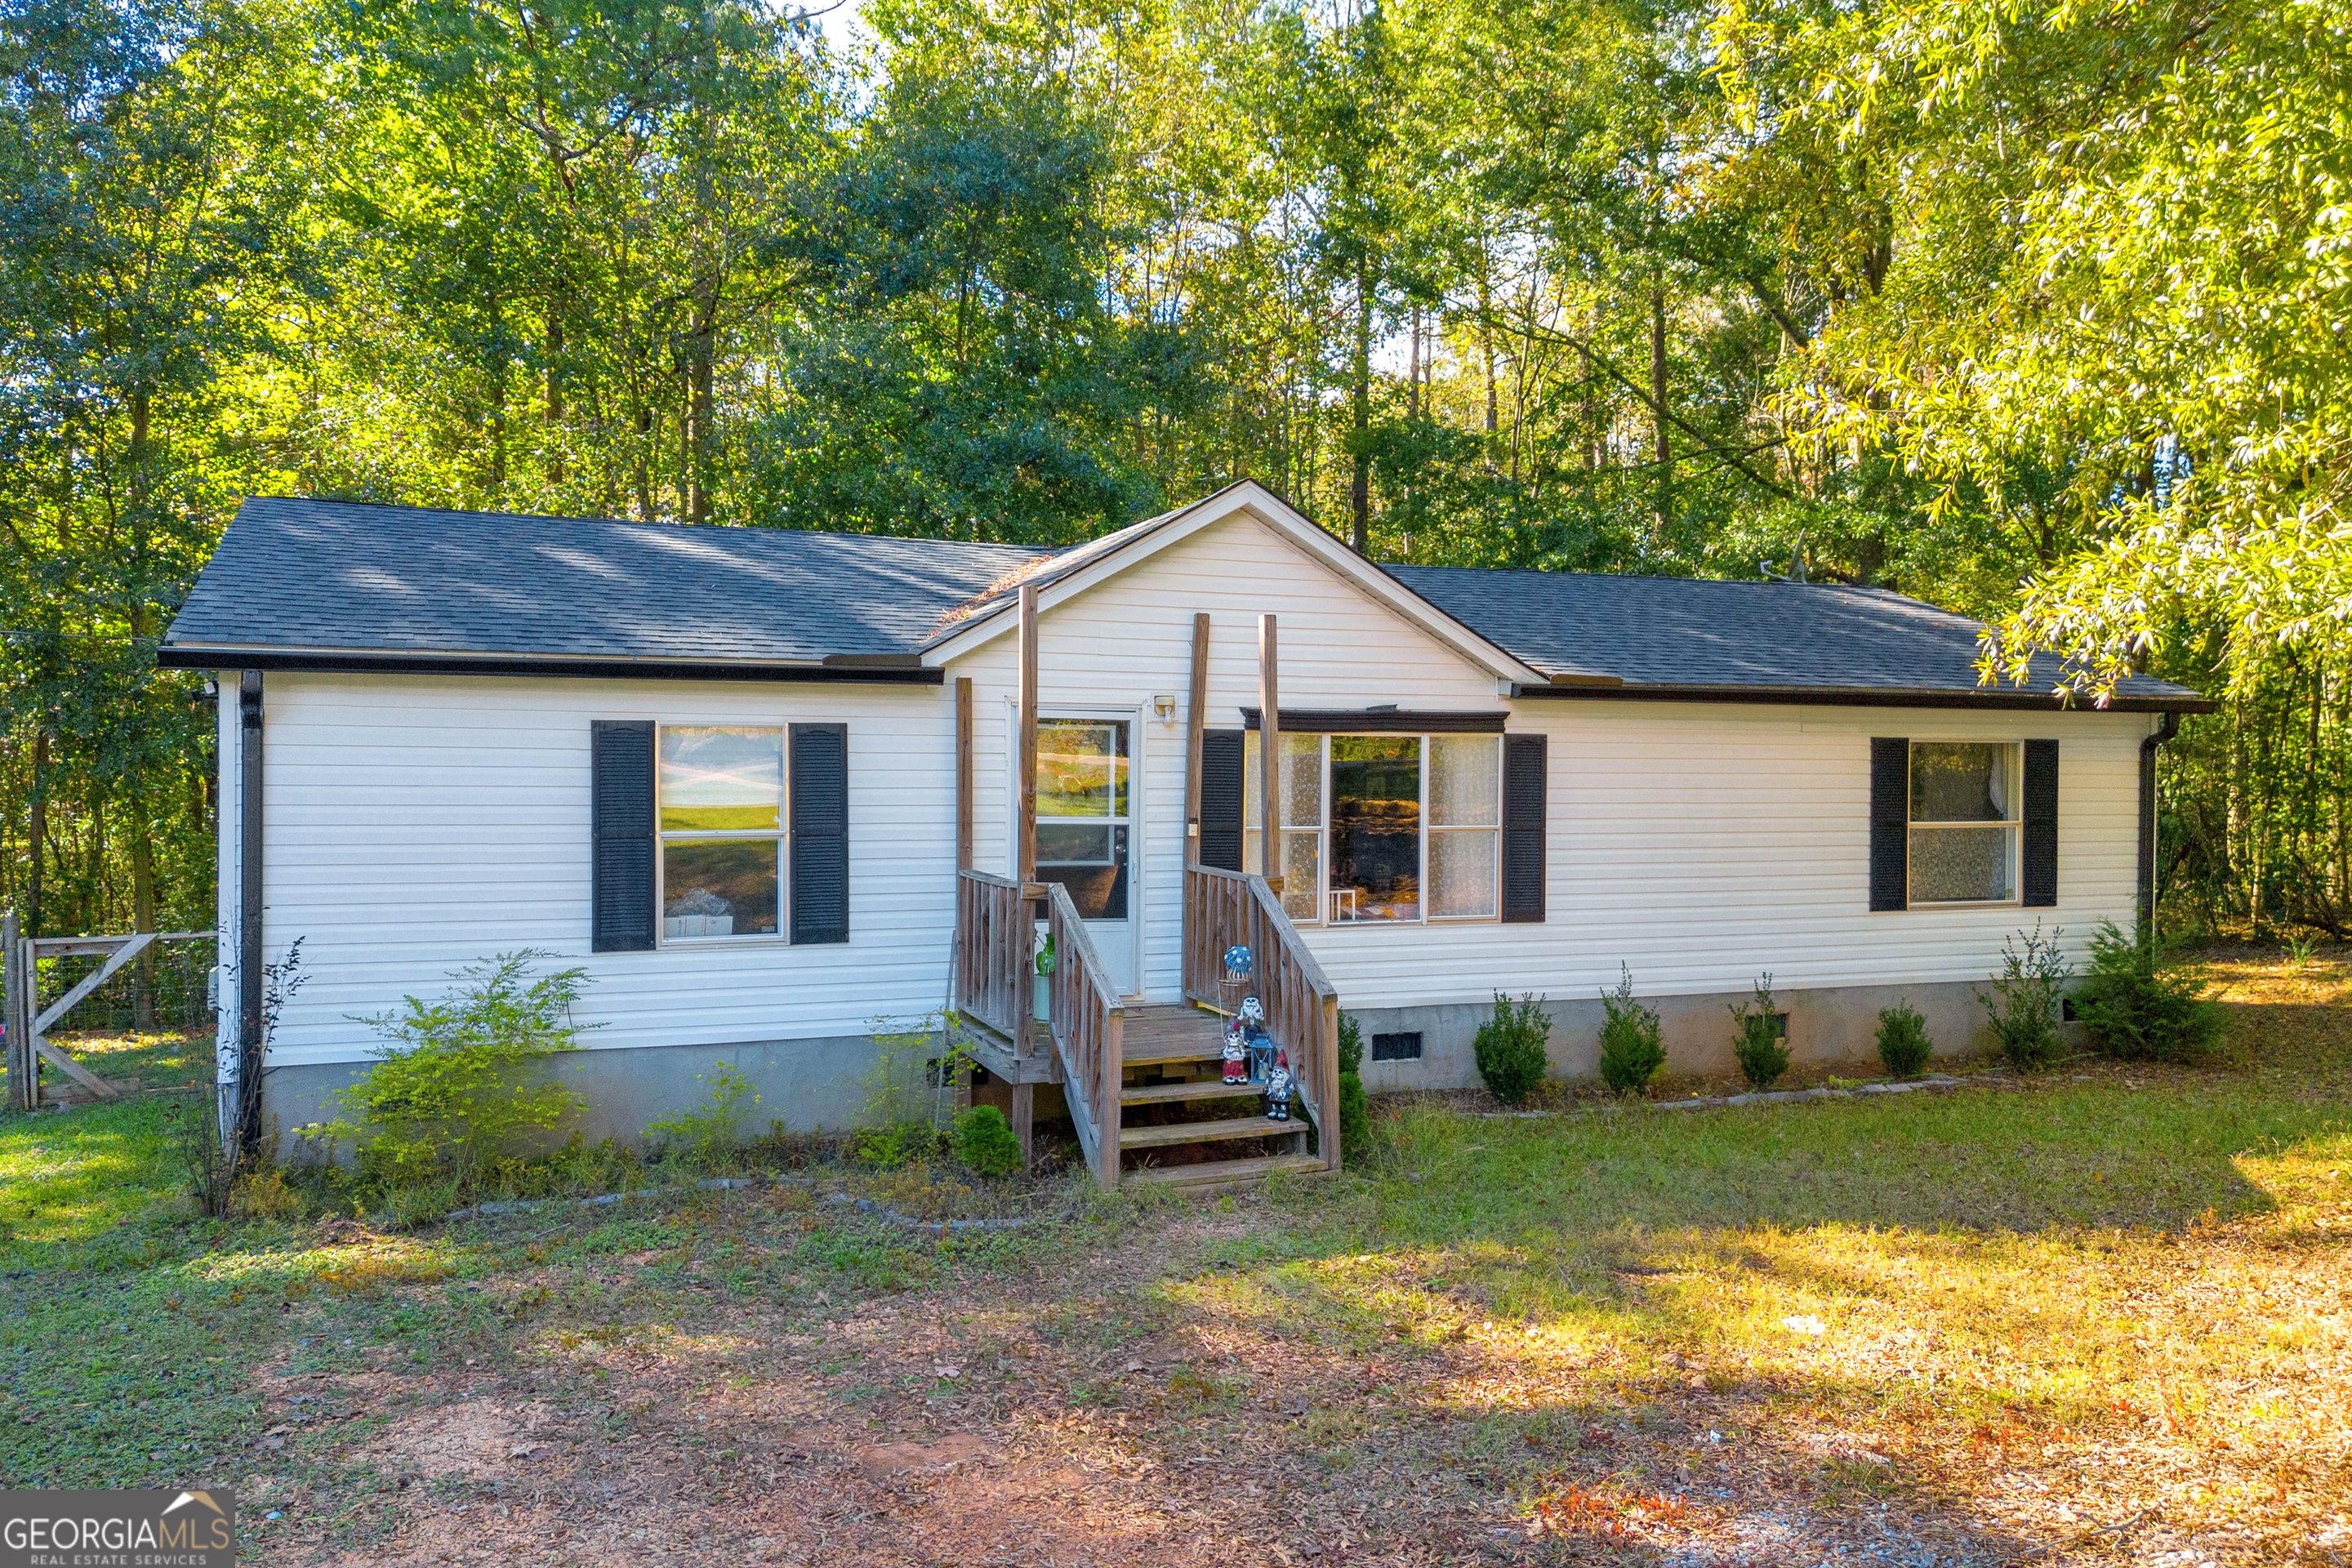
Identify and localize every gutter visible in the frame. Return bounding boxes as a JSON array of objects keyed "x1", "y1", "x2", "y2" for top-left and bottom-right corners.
[
  {"x1": 157, "y1": 644, "x2": 943, "y2": 685},
  {"x1": 2139, "y1": 710, "x2": 2182, "y2": 934},
  {"x1": 237, "y1": 670, "x2": 265, "y2": 1159},
  {"x1": 1508, "y1": 680, "x2": 2216, "y2": 715}
]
